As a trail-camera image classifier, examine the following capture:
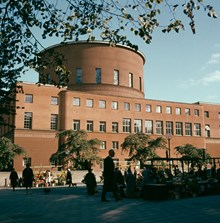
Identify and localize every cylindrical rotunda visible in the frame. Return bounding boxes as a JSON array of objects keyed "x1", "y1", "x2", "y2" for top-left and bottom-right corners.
[{"x1": 39, "y1": 41, "x2": 145, "y2": 98}]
